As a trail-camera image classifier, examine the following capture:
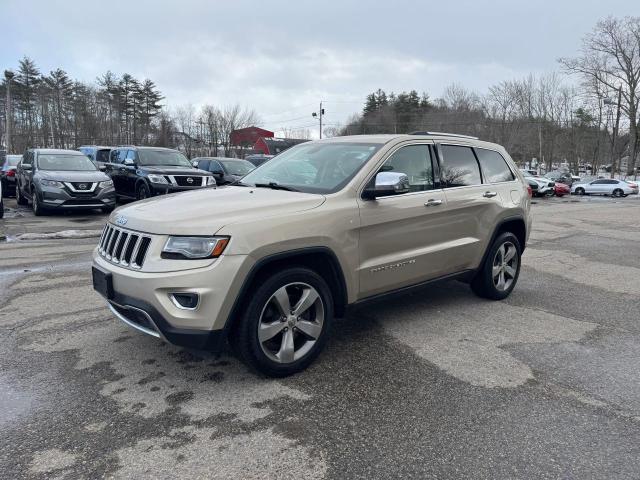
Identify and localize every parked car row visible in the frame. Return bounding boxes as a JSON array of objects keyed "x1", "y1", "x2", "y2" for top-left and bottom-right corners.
[{"x1": 519, "y1": 169, "x2": 638, "y2": 198}]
